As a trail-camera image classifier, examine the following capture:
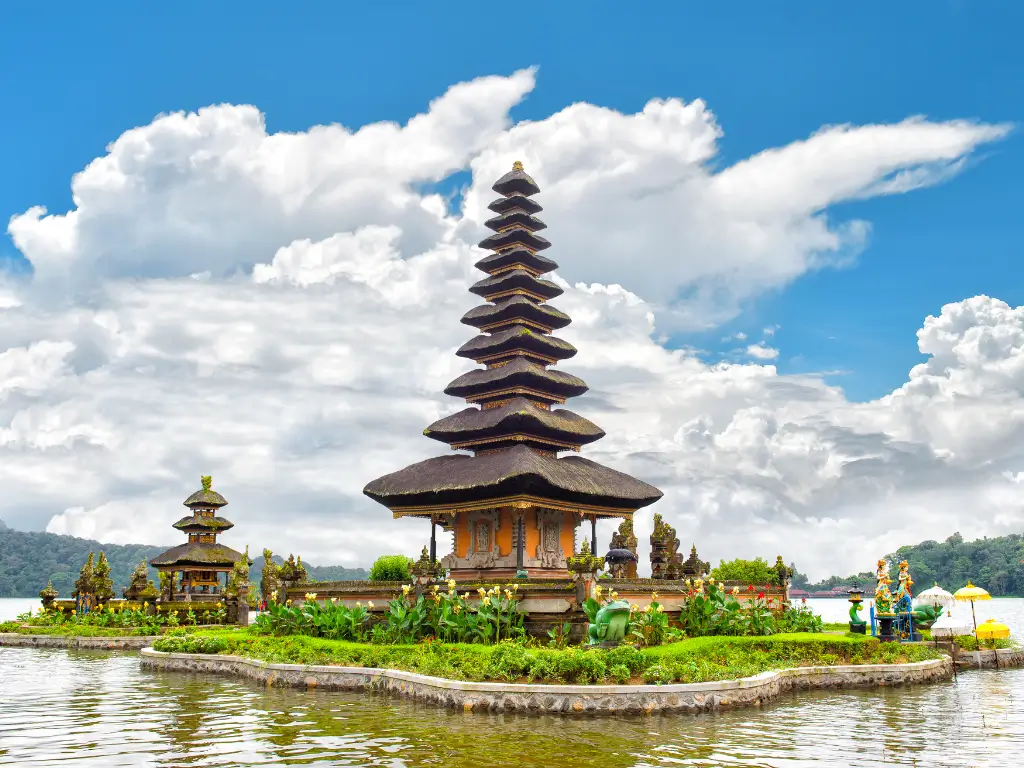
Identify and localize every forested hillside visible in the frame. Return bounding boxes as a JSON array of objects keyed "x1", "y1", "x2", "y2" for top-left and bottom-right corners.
[
  {"x1": 0, "y1": 527, "x2": 165, "y2": 597},
  {"x1": 792, "y1": 532, "x2": 1024, "y2": 596},
  {"x1": 0, "y1": 524, "x2": 367, "y2": 597}
]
